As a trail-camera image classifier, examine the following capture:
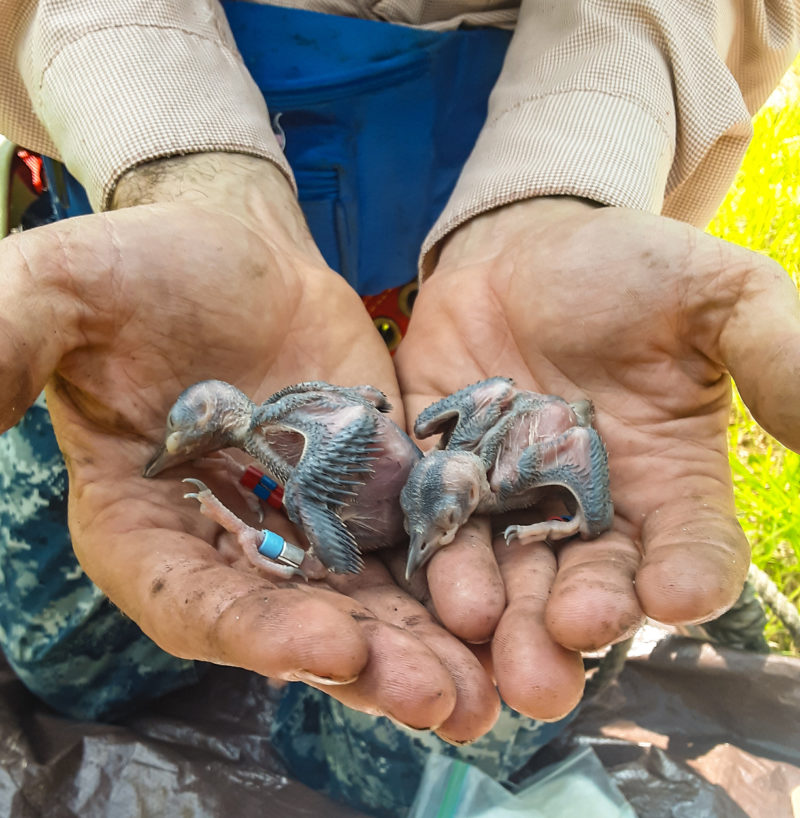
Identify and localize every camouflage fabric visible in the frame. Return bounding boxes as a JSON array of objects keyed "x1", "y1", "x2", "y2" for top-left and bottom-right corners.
[
  {"x1": 0, "y1": 396, "x2": 199, "y2": 721},
  {"x1": 271, "y1": 684, "x2": 574, "y2": 817}
]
